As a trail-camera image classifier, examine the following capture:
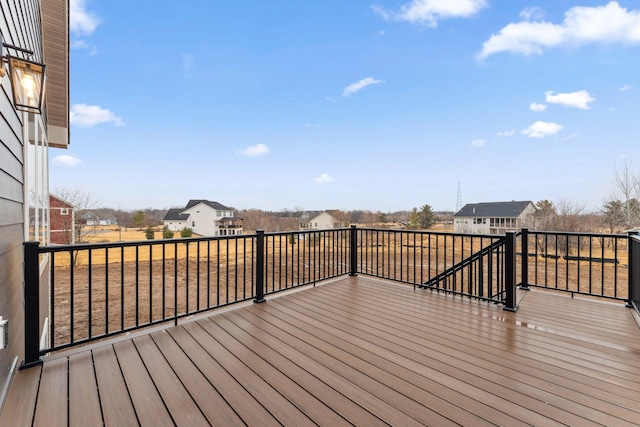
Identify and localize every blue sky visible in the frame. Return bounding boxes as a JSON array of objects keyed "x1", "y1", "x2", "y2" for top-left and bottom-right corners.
[{"x1": 51, "y1": 0, "x2": 640, "y2": 213}]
